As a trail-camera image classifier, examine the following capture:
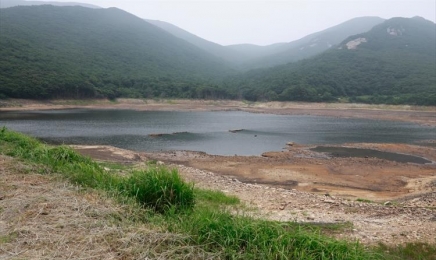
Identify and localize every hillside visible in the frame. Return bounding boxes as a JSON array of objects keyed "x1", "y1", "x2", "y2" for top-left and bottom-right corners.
[
  {"x1": 0, "y1": 5, "x2": 233, "y2": 99},
  {"x1": 225, "y1": 17, "x2": 436, "y2": 105},
  {"x1": 225, "y1": 43, "x2": 289, "y2": 65},
  {"x1": 0, "y1": 0, "x2": 100, "y2": 8},
  {"x1": 146, "y1": 19, "x2": 247, "y2": 67},
  {"x1": 147, "y1": 17, "x2": 384, "y2": 70},
  {"x1": 244, "y1": 16, "x2": 385, "y2": 69}
]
